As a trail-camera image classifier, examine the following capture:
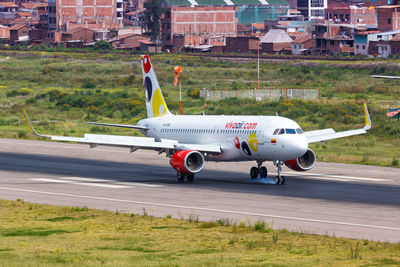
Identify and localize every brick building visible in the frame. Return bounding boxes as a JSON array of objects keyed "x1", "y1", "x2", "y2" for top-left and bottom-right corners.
[
  {"x1": 325, "y1": 4, "x2": 377, "y2": 27},
  {"x1": 313, "y1": 24, "x2": 354, "y2": 55},
  {"x1": 61, "y1": 27, "x2": 95, "y2": 42},
  {"x1": 354, "y1": 30, "x2": 400, "y2": 56},
  {"x1": 161, "y1": 6, "x2": 237, "y2": 47},
  {"x1": 376, "y1": 5, "x2": 400, "y2": 31},
  {"x1": 0, "y1": 25, "x2": 9, "y2": 39},
  {"x1": 225, "y1": 36, "x2": 259, "y2": 53},
  {"x1": 48, "y1": 0, "x2": 123, "y2": 38},
  {"x1": 0, "y1": 2, "x2": 18, "y2": 12},
  {"x1": 9, "y1": 24, "x2": 30, "y2": 43},
  {"x1": 110, "y1": 33, "x2": 149, "y2": 49},
  {"x1": 291, "y1": 36, "x2": 313, "y2": 55}
]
